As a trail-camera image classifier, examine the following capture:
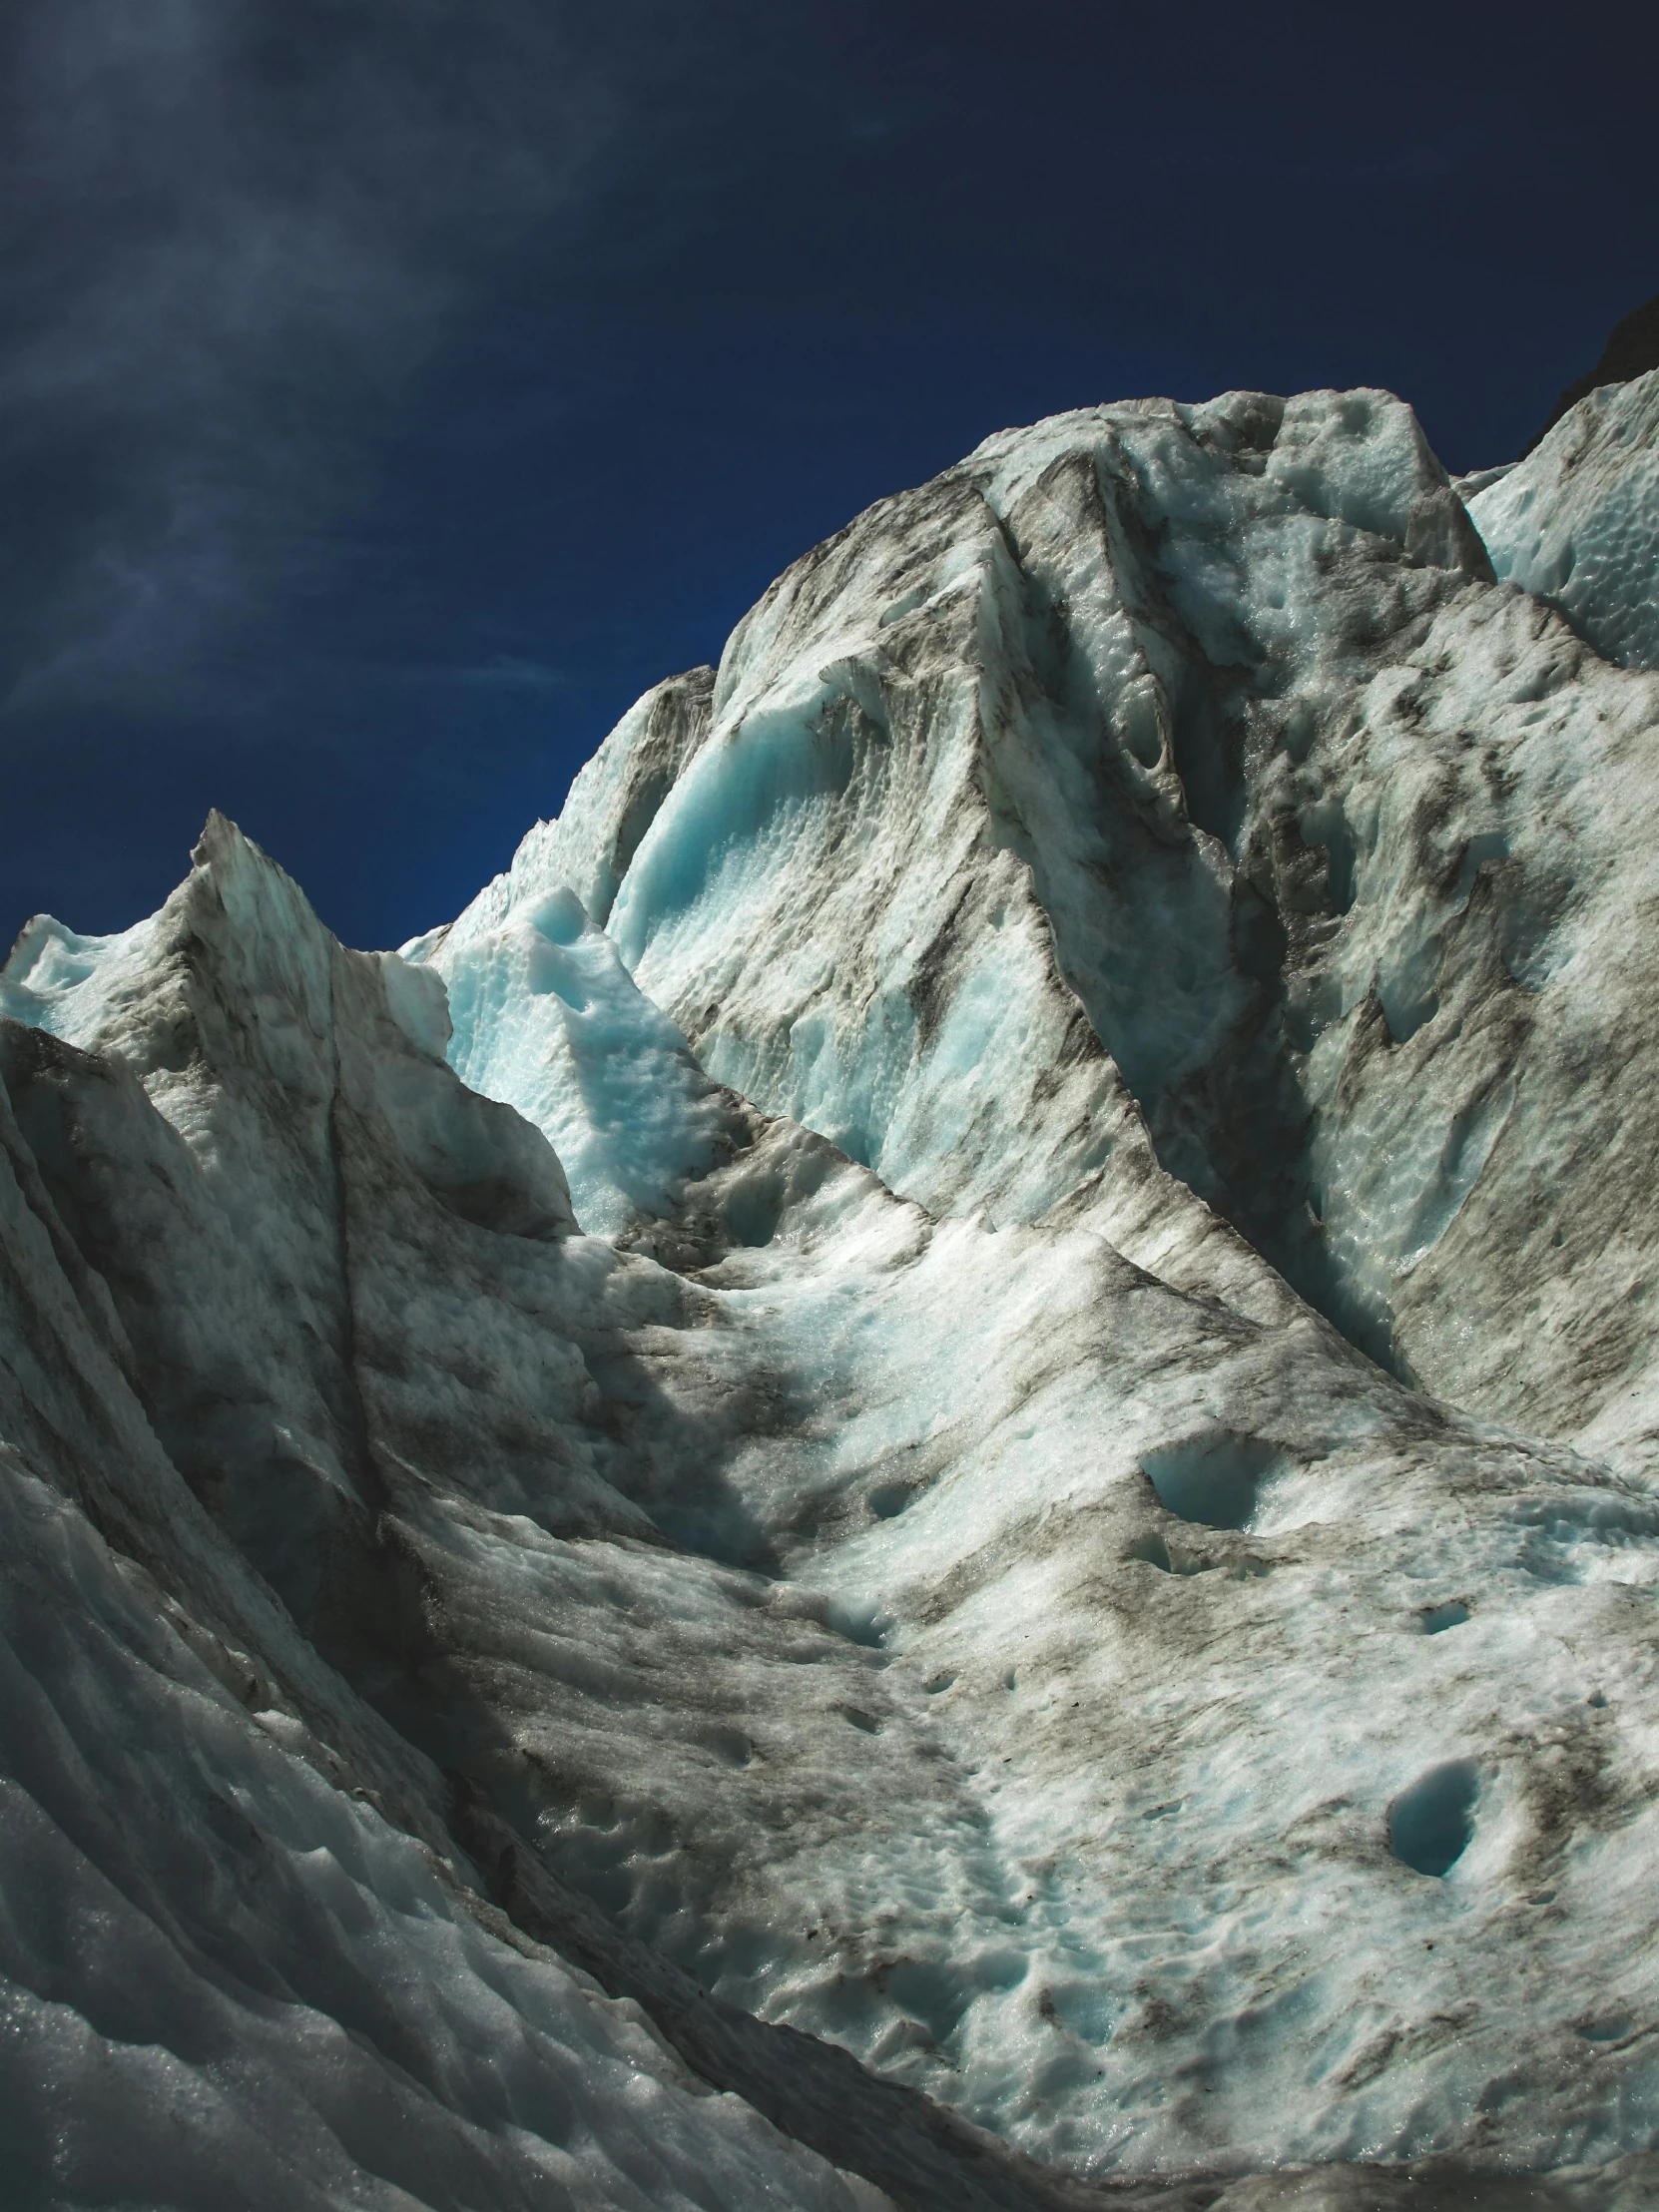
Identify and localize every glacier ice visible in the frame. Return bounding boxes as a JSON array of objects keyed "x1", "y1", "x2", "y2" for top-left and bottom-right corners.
[
  {"x1": 7, "y1": 369, "x2": 1659, "y2": 2208},
  {"x1": 506, "y1": 384, "x2": 1659, "y2": 1458},
  {"x1": 1469, "y1": 367, "x2": 1659, "y2": 673},
  {"x1": 408, "y1": 870, "x2": 734, "y2": 1240}
]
